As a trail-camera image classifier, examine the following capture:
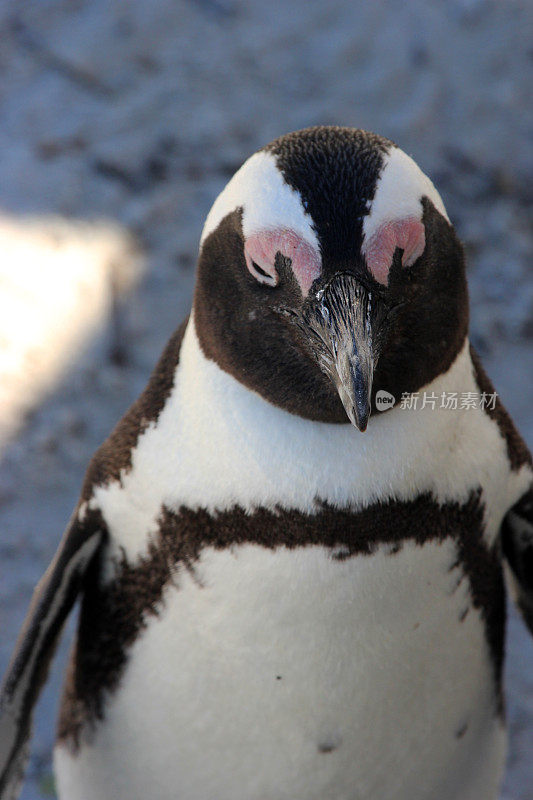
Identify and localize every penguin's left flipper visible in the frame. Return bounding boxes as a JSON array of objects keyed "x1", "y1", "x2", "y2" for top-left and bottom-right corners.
[
  {"x1": 502, "y1": 486, "x2": 533, "y2": 636},
  {"x1": 0, "y1": 507, "x2": 105, "y2": 799}
]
